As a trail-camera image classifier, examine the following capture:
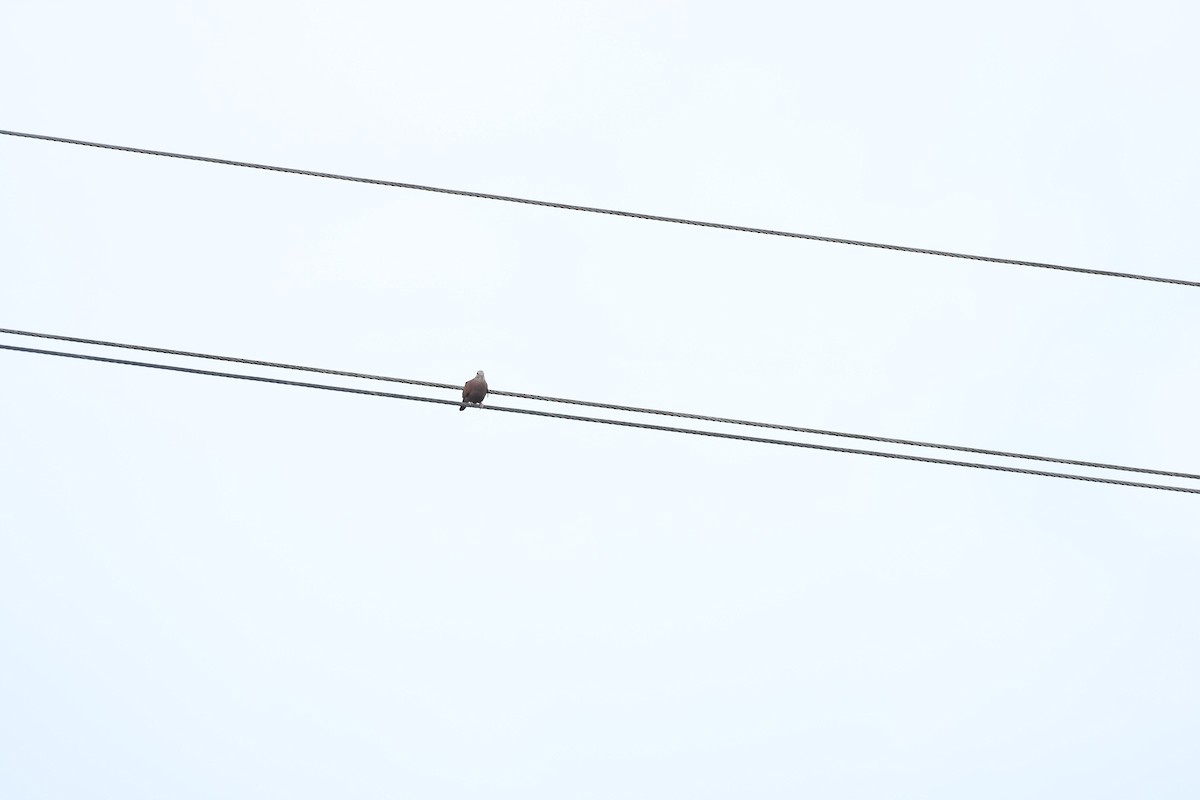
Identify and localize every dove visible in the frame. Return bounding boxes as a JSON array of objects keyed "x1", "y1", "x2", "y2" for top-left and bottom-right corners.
[{"x1": 460, "y1": 370, "x2": 488, "y2": 410}]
